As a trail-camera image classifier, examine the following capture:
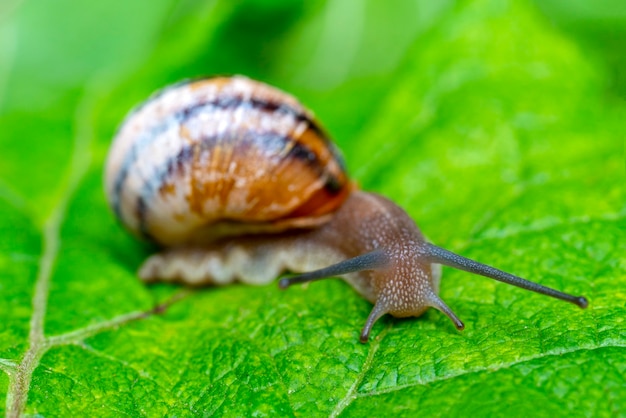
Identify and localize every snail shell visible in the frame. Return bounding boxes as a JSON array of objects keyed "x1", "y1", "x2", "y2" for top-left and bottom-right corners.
[
  {"x1": 105, "y1": 75, "x2": 588, "y2": 343},
  {"x1": 105, "y1": 76, "x2": 351, "y2": 246}
]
